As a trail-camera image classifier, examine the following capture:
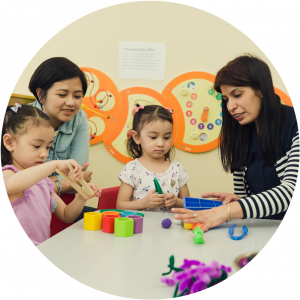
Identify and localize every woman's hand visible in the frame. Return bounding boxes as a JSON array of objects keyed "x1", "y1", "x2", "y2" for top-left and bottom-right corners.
[
  {"x1": 76, "y1": 183, "x2": 102, "y2": 201},
  {"x1": 201, "y1": 192, "x2": 241, "y2": 204},
  {"x1": 143, "y1": 189, "x2": 166, "y2": 208},
  {"x1": 163, "y1": 192, "x2": 177, "y2": 208},
  {"x1": 171, "y1": 205, "x2": 228, "y2": 232}
]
